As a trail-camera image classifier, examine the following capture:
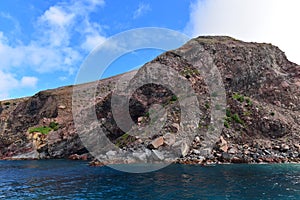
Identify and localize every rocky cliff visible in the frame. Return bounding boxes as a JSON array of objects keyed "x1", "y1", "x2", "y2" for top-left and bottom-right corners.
[{"x1": 0, "y1": 36, "x2": 299, "y2": 164}]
